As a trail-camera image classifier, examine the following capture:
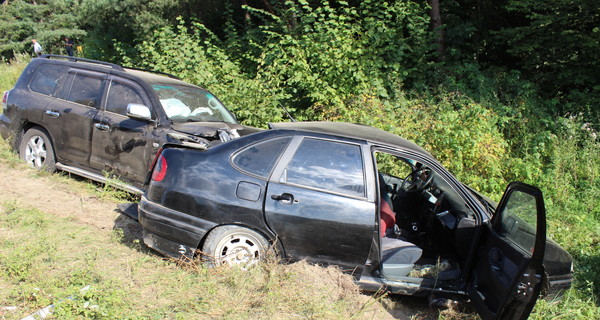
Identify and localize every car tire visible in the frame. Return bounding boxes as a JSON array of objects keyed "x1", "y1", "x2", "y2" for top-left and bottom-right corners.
[
  {"x1": 201, "y1": 225, "x2": 270, "y2": 268},
  {"x1": 19, "y1": 127, "x2": 56, "y2": 172}
]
